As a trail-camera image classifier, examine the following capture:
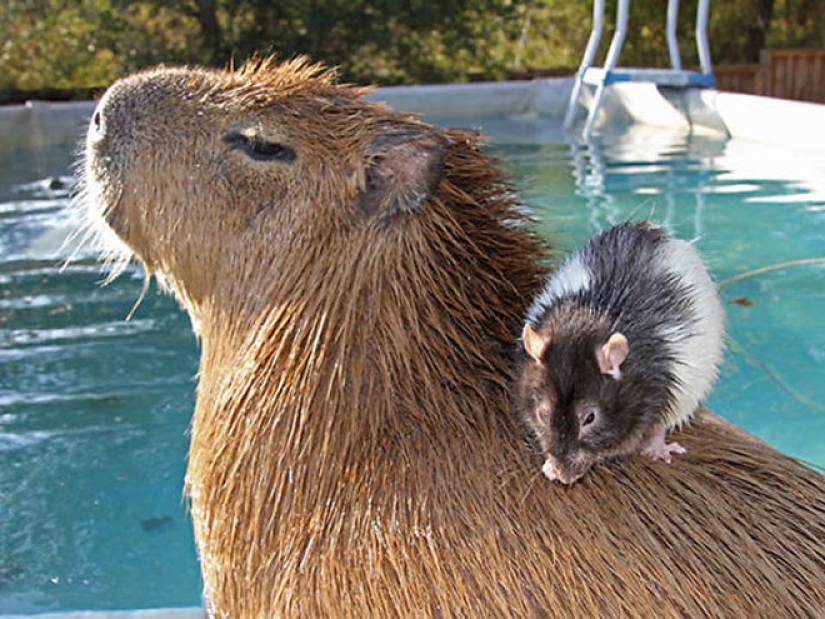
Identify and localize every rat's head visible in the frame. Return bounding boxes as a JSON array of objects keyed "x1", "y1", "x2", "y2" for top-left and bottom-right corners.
[{"x1": 516, "y1": 309, "x2": 648, "y2": 484}]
